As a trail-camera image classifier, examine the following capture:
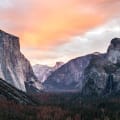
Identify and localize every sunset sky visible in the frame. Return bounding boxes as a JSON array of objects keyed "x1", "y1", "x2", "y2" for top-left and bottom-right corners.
[{"x1": 0, "y1": 0, "x2": 120, "y2": 66}]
